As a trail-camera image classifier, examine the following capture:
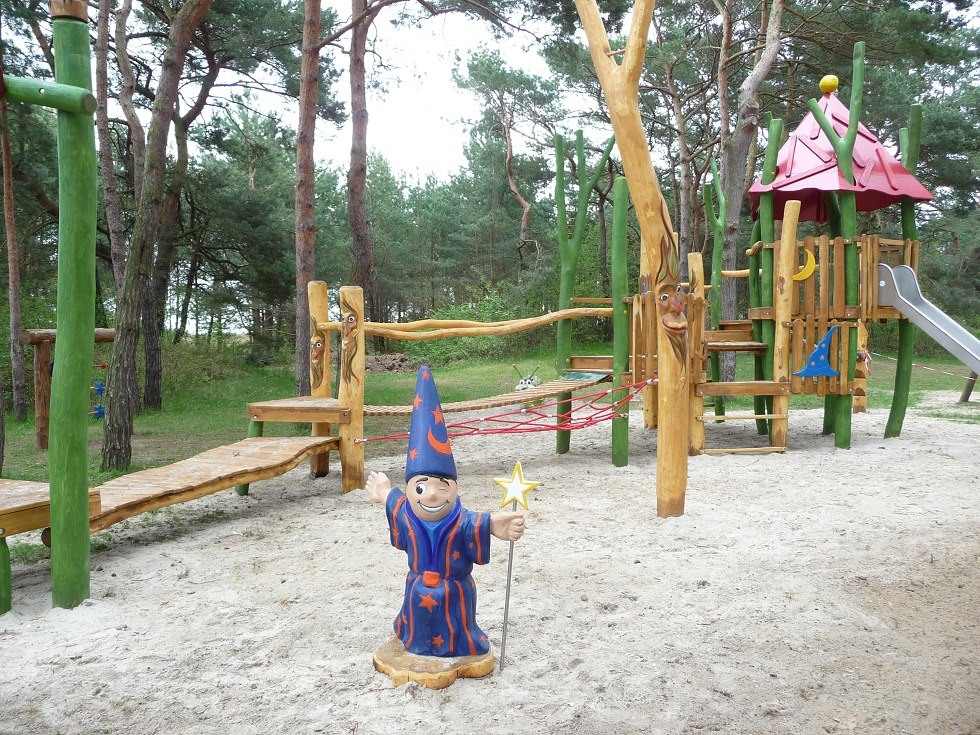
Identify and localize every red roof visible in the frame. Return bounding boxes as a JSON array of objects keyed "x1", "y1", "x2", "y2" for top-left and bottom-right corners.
[{"x1": 749, "y1": 93, "x2": 933, "y2": 222}]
